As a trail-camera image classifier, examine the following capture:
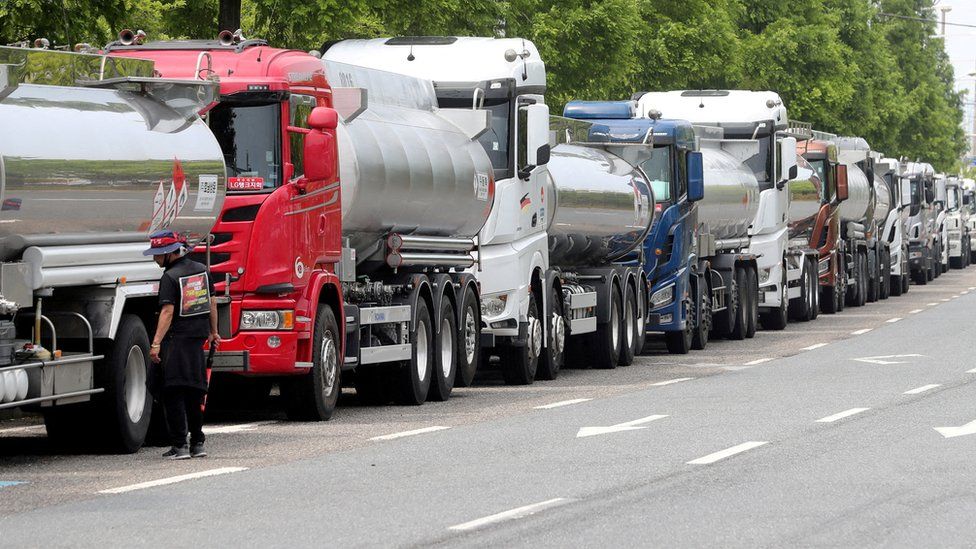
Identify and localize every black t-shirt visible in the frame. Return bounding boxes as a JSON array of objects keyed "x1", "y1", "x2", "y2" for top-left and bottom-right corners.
[{"x1": 158, "y1": 256, "x2": 215, "y2": 338}]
